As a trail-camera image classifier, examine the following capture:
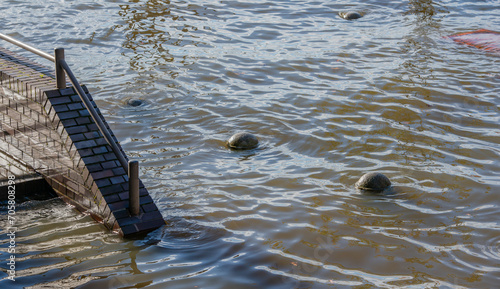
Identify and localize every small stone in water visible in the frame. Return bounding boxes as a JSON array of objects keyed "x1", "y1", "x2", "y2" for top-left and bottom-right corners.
[
  {"x1": 227, "y1": 132, "x2": 259, "y2": 150},
  {"x1": 340, "y1": 11, "x2": 363, "y2": 20},
  {"x1": 127, "y1": 99, "x2": 143, "y2": 107},
  {"x1": 355, "y1": 172, "x2": 391, "y2": 192}
]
